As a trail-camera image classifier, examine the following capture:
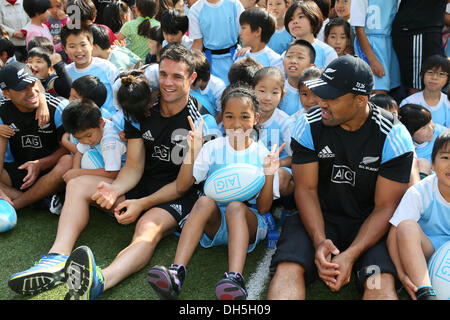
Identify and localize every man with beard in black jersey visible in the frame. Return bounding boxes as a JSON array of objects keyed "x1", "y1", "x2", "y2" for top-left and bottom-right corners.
[
  {"x1": 0, "y1": 62, "x2": 71, "y2": 214},
  {"x1": 7, "y1": 44, "x2": 211, "y2": 300},
  {"x1": 267, "y1": 55, "x2": 415, "y2": 300}
]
